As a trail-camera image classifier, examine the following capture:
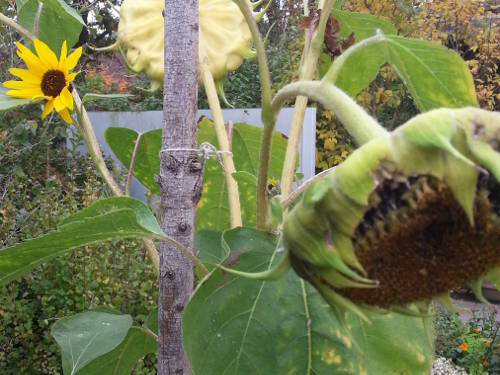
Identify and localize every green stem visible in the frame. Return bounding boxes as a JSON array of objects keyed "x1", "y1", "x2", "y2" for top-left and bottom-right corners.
[
  {"x1": 279, "y1": 0, "x2": 334, "y2": 204},
  {"x1": 235, "y1": 0, "x2": 275, "y2": 230},
  {"x1": 199, "y1": 47, "x2": 242, "y2": 228},
  {"x1": 73, "y1": 90, "x2": 161, "y2": 274},
  {"x1": 272, "y1": 81, "x2": 387, "y2": 145},
  {"x1": 73, "y1": 90, "x2": 123, "y2": 196},
  {"x1": 0, "y1": 13, "x2": 36, "y2": 41}
]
